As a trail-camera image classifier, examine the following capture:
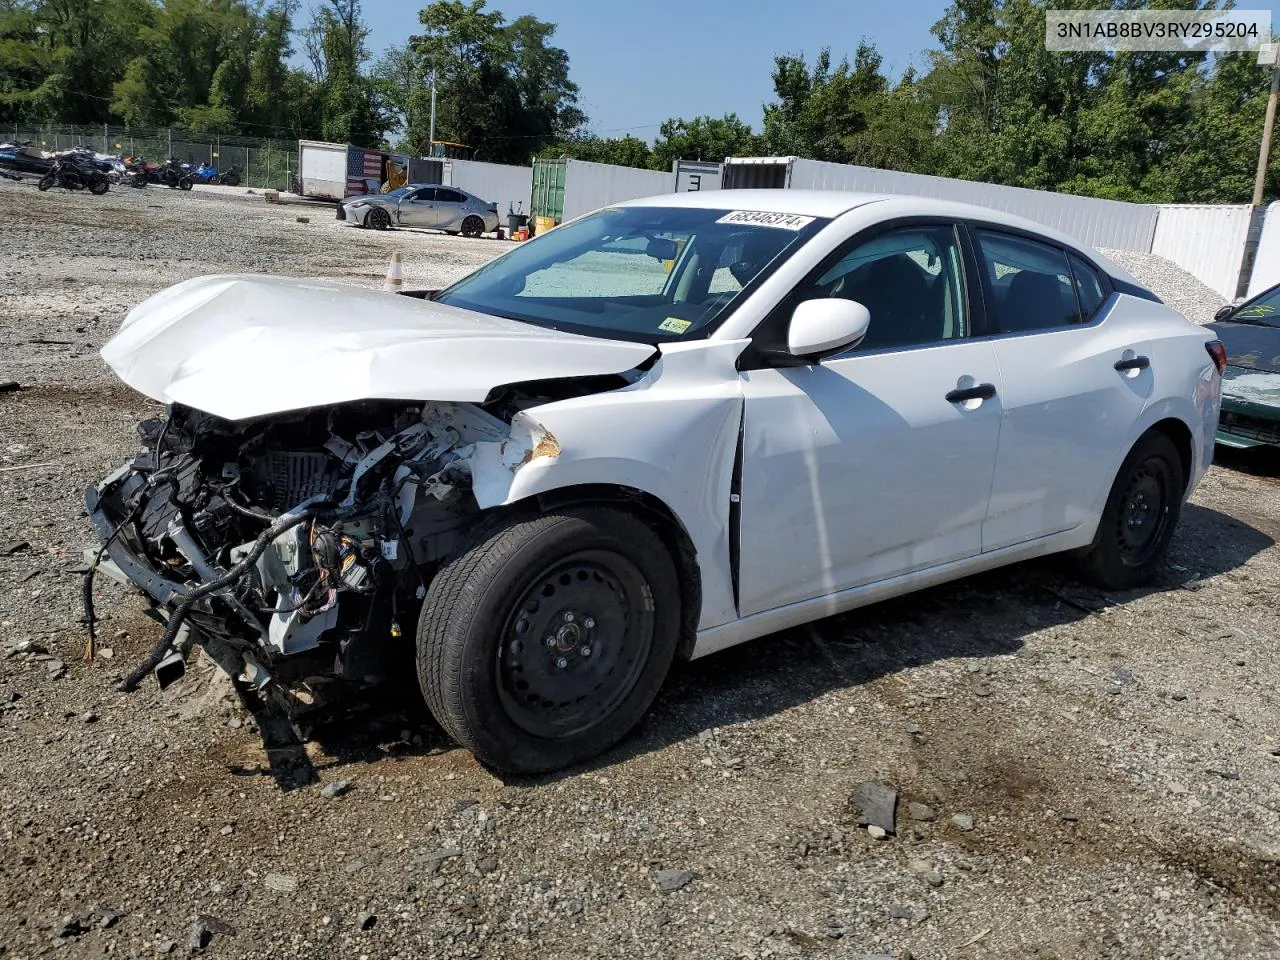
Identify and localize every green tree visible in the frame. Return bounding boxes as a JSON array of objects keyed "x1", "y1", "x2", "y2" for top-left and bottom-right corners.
[
  {"x1": 540, "y1": 133, "x2": 652, "y2": 168},
  {"x1": 650, "y1": 113, "x2": 759, "y2": 169}
]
